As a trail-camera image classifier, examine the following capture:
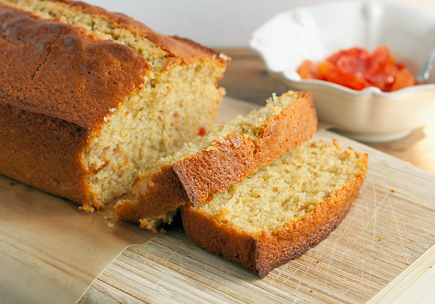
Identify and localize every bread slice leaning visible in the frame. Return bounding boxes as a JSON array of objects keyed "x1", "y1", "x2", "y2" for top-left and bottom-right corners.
[
  {"x1": 115, "y1": 91, "x2": 317, "y2": 231},
  {"x1": 181, "y1": 140, "x2": 368, "y2": 277}
]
